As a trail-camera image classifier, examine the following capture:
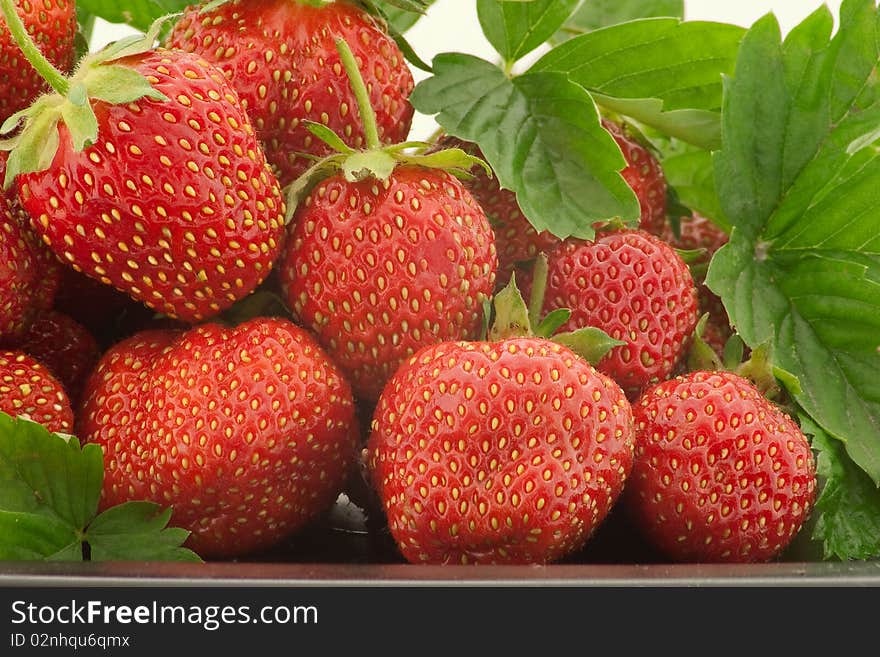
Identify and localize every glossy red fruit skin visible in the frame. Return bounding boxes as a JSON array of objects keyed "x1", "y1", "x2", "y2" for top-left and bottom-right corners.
[
  {"x1": 166, "y1": 0, "x2": 414, "y2": 186},
  {"x1": 280, "y1": 167, "x2": 498, "y2": 402},
  {"x1": 602, "y1": 120, "x2": 667, "y2": 236},
  {"x1": 672, "y1": 213, "x2": 729, "y2": 268},
  {"x1": 543, "y1": 229, "x2": 699, "y2": 399},
  {"x1": 433, "y1": 136, "x2": 558, "y2": 286},
  {"x1": 0, "y1": 0, "x2": 77, "y2": 122},
  {"x1": 0, "y1": 155, "x2": 60, "y2": 342},
  {"x1": 626, "y1": 370, "x2": 817, "y2": 563},
  {"x1": 0, "y1": 349, "x2": 73, "y2": 433},
  {"x1": 16, "y1": 49, "x2": 286, "y2": 323},
  {"x1": 13, "y1": 310, "x2": 101, "y2": 405},
  {"x1": 368, "y1": 338, "x2": 635, "y2": 565},
  {"x1": 78, "y1": 318, "x2": 358, "y2": 559}
]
